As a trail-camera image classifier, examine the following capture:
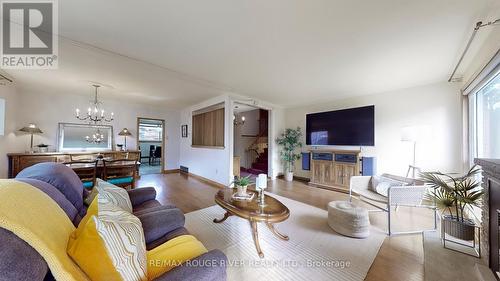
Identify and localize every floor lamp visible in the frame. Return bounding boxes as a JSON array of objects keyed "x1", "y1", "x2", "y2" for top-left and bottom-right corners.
[
  {"x1": 19, "y1": 123, "x2": 43, "y2": 153},
  {"x1": 400, "y1": 127, "x2": 420, "y2": 178},
  {"x1": 118, "y1": 128, "x2": 132, "y2": 151}
]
